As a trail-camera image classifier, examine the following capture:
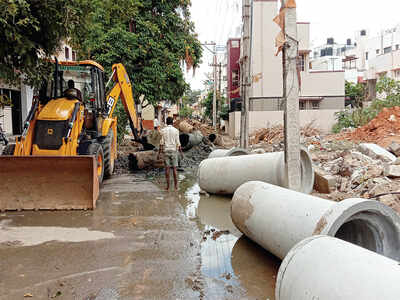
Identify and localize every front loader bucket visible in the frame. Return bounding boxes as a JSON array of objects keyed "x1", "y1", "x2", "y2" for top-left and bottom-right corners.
[{"x1": 0, "y1": 156, "x2": 99, "y2": 211}]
